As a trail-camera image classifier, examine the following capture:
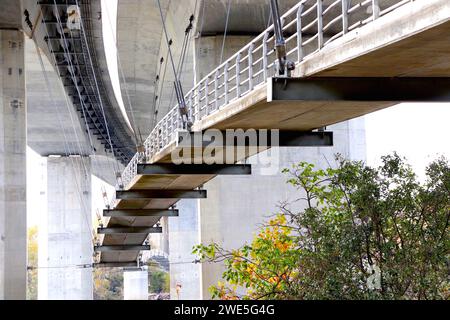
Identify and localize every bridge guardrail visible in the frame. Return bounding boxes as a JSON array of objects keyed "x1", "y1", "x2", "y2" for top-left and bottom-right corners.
[{"x1": 113, "y1": 0, "x2": 415, "y2": 196}]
